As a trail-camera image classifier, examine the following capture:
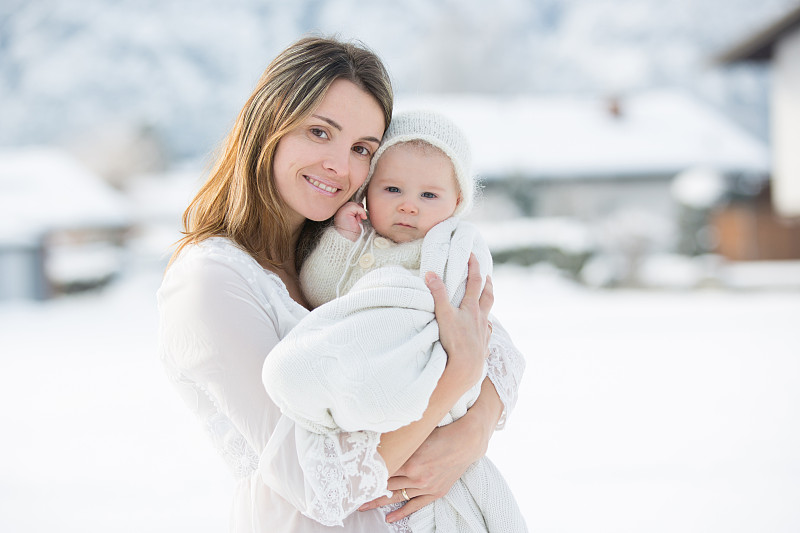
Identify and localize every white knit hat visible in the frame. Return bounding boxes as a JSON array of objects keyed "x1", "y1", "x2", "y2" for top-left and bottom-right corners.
[{"x1": 355, "y1": 110, "x2": 476, "y2": 217}]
